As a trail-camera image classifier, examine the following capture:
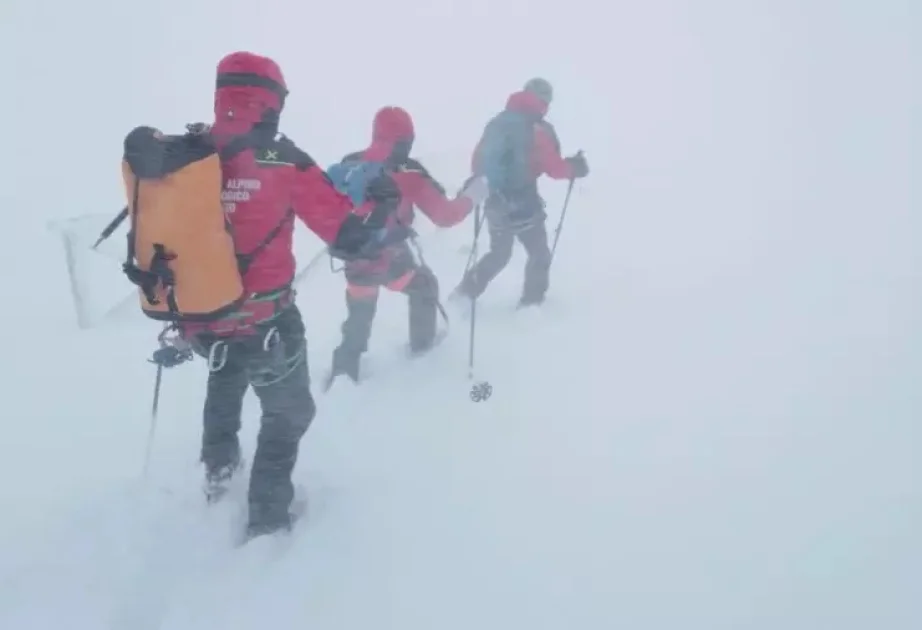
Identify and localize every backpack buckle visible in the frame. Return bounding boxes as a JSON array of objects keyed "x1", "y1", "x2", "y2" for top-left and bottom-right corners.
[
  {"x1": 123, "y1": 263, "x2": 161, "y2": 305},
  {"x1": 124, "y1": 244, "x2": 176, "y2": 306}
]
